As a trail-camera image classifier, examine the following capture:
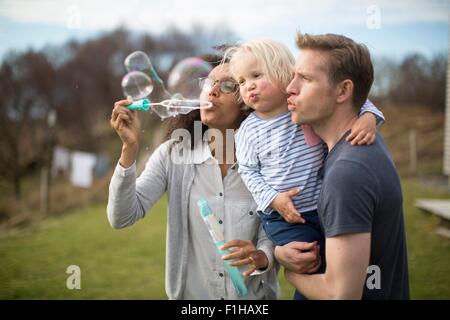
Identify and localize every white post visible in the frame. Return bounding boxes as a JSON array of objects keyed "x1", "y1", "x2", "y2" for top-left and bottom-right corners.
[
  {"x1": 40, "y1": 110, "x2": 57, "y2": 215},
  {"x1": 40, "y1": 166, "x2": 48, "y2": 214},
  {"x1": 409, "y1": 129, "x2": 417, "y2": 174},
  {"x1": 443, "y1": 22, "x2": 450, "y2": 187}
]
